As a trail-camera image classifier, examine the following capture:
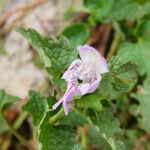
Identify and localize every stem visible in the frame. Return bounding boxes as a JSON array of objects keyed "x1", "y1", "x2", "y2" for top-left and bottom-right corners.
[
  {"x1": 1, "y1": 111, "x2": 34, "y2": 150},
  {"x1": 95, "y1": 111, "x2": 100, "y2": 126},
  {"x1": 13, "y1": 111, "x2": 28, "y2": 130},
  {"x1": 106, "y1": 22, "x2": 122, "y2": 60},
  {"x1": 49, "y1": 107, "x2": 64, "y2": 125},
  {"x1": 80, "y1": 127, "x2": 87, "y2": 149},
  {"x1": 106, "y1": 32, "x2": 121, "y2": 60}
]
